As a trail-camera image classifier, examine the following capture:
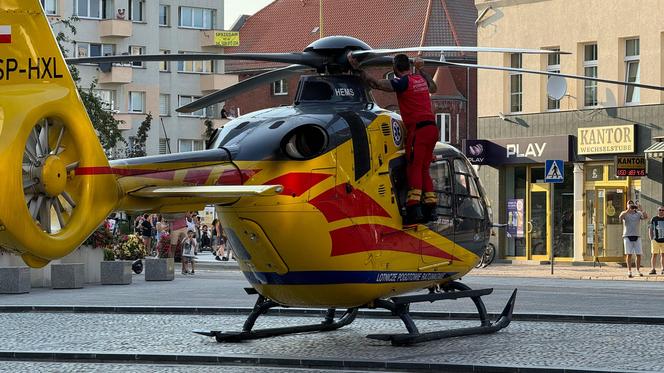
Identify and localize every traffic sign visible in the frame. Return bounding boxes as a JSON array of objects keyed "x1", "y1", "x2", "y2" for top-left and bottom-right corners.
[{"x1": 544, "y1": 160, "x2": 564, "y2": 183}]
